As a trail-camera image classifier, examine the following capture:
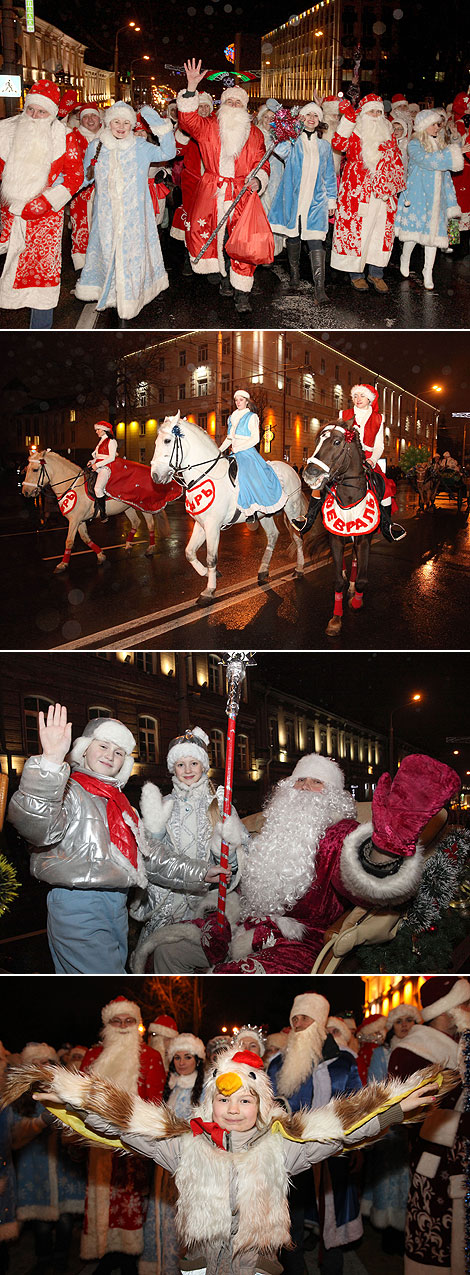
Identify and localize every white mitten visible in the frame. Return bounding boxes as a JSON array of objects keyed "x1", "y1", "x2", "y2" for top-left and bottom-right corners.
[{"x1": 140, "y1": 781, "x2": 174, "y2": 840}]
